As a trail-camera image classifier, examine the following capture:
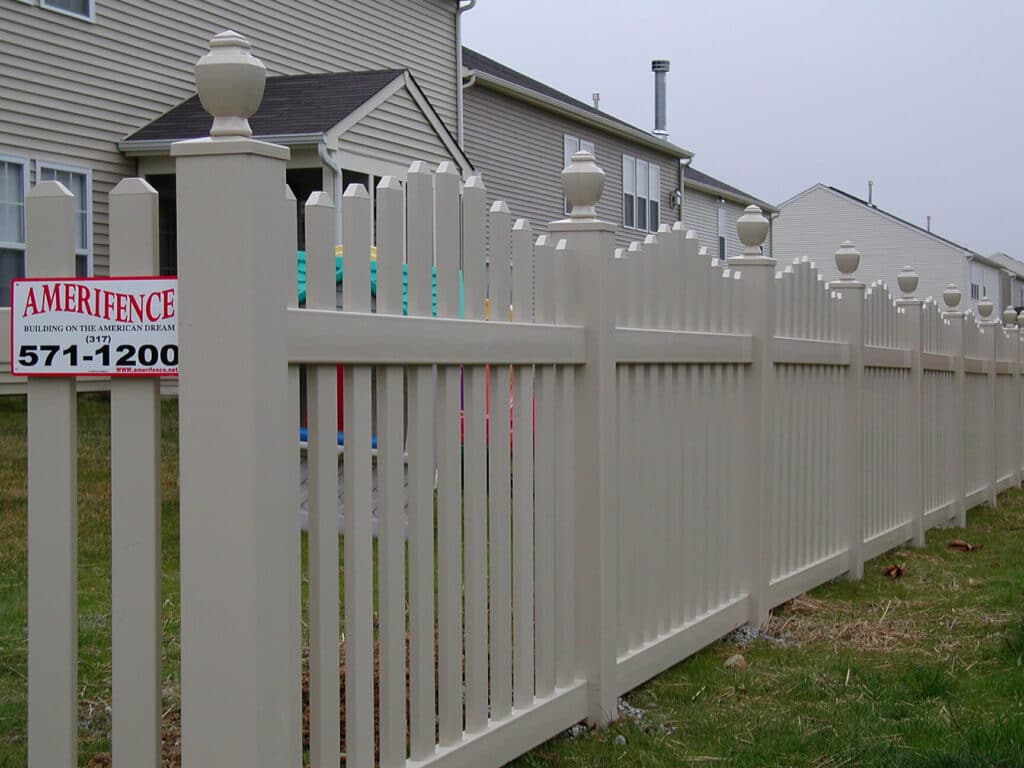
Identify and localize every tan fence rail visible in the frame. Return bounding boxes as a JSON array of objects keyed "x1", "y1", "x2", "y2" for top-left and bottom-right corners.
[{"x1": 19, "y1": 32, "x2": 1024, "y2": 768}]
